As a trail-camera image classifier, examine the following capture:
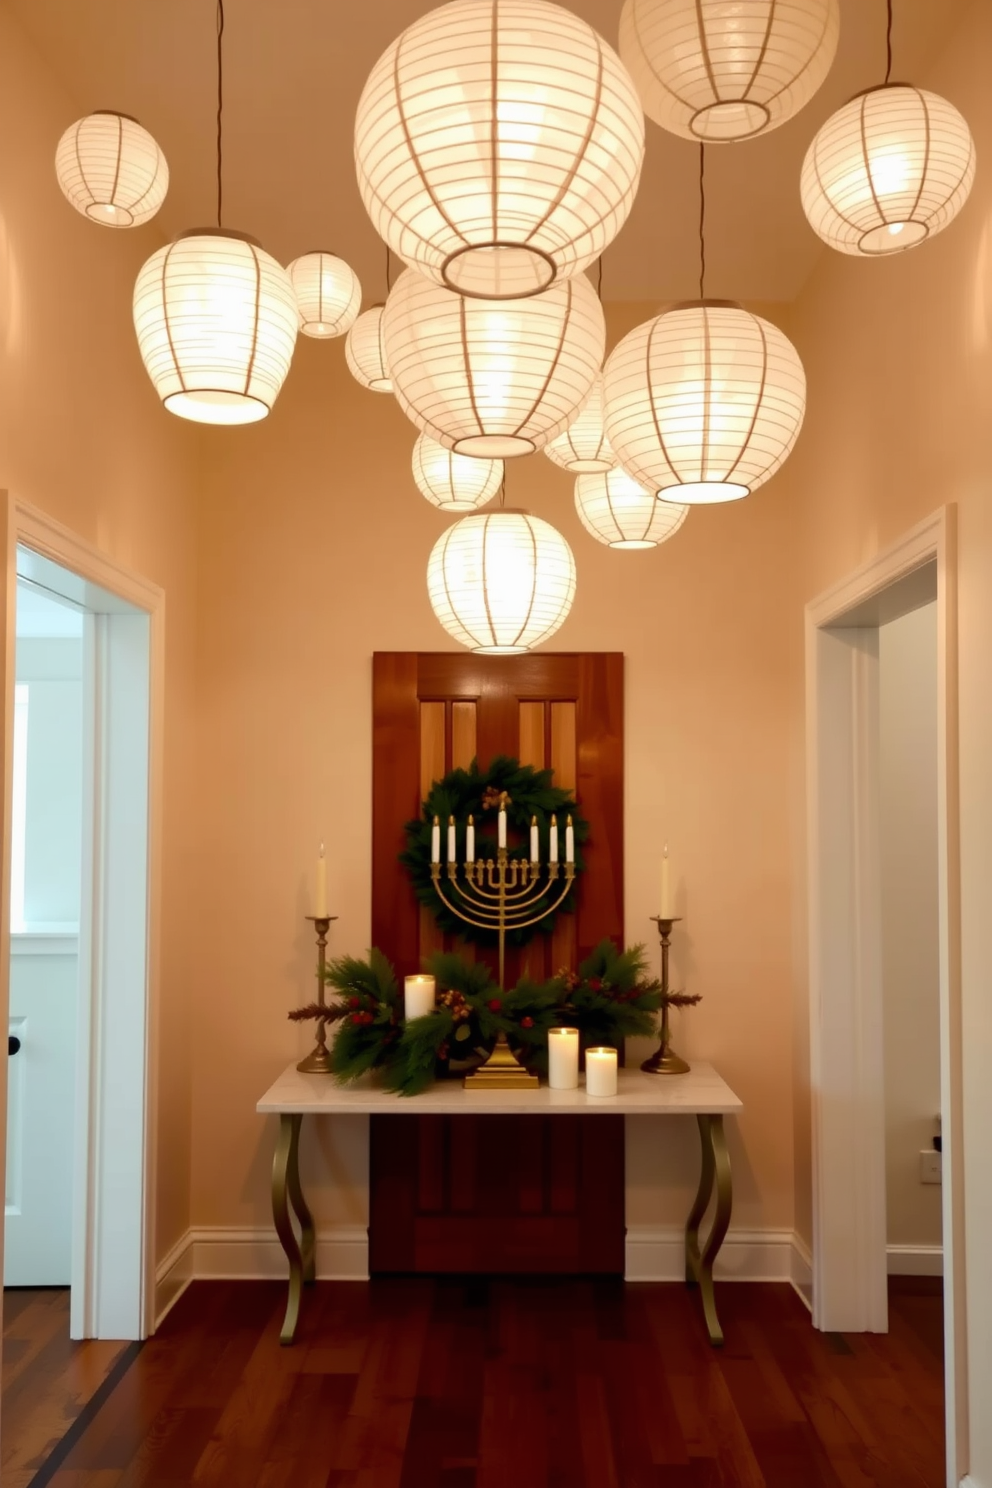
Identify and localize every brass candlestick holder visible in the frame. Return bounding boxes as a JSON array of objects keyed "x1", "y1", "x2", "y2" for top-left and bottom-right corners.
[
  {"x1": 641, "y1": 915, "x2": 690, "y2": 1075},
  {"x1": 296, "y1": 914, "x2": 338, "y2": 1074}
]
